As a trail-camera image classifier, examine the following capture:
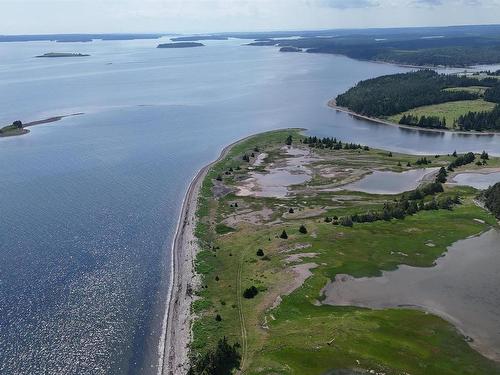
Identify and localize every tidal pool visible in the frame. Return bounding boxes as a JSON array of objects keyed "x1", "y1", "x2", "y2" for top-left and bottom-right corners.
[
  {"x1": 236, "y1": 147, "x2": 315, "y2": 198},
  {"x1": 451, "y1": 171, "x2": 500, "y2": 190},
  {"x1": 342, "y1": 168, "x2": 438, "y2": 194},
  {"x1": 321, "y1": 229, "x2": 500, "y2": 361}
]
